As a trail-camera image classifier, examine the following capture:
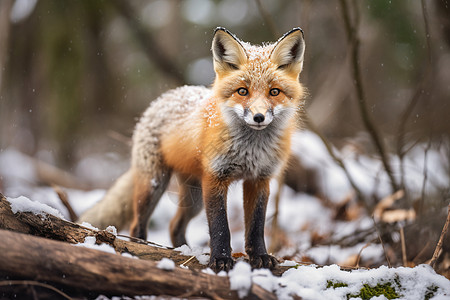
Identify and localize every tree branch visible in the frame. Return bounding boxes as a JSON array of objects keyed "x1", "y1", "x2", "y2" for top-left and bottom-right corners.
[
  {"x1": 304, "y1": 114, "x2": 368, "y2": 209},
  {"x1": 339, "y1": 0, "x2": 399, "y2": 193},
  {"x1": 396, "y1": 0, "x2": 433, "y2": 193}
]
